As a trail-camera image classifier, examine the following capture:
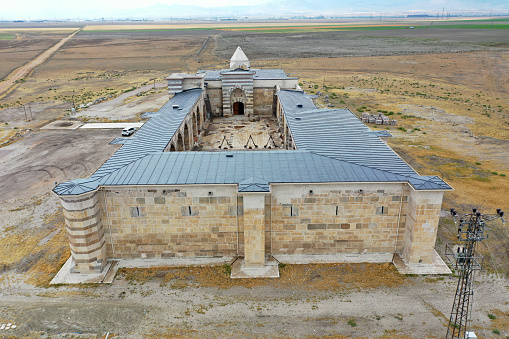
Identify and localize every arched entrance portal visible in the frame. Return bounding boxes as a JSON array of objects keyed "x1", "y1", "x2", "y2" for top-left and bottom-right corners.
[
  {"x1": 230, "y1": 87, "x2": 247, "y2": 116},
  {"x1": 233, "y1": 102, "x2": 244, "y2": 115}
]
